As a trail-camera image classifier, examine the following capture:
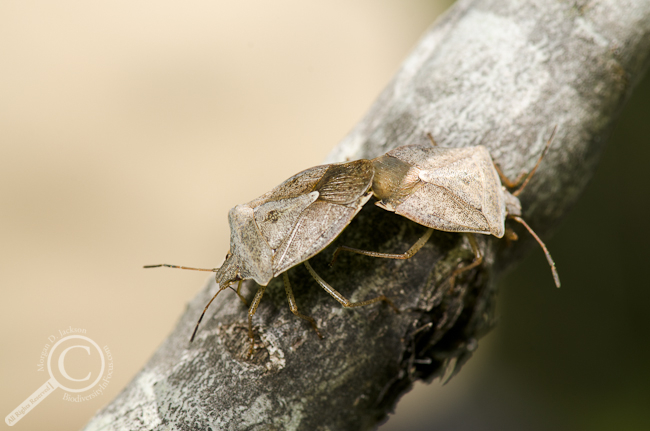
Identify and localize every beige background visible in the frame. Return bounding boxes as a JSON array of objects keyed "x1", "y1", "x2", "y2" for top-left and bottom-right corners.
[
  {"x1": 3, "y1": 1, "x2": 650, "y2": 431},
  {"x1": 0, "y1": 1, "x2": 452, "y2": 430}
]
